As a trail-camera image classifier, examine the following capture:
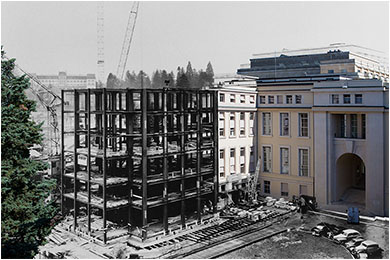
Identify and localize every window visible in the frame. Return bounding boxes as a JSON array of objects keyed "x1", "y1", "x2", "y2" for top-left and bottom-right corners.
[
  {"x1": 341, "y1": 69, "x2": 347, "y2": 74},
  {"x1": 220, "y1": 93, "x2": 225, "y2": 102},
  {"x1": 262, "y1": 112, "x2": 272, "y2": 135},
  {"x1": 280, "y1": 148, "x2": 289, "y2": 174},
  {"x1": 355, "y1": 94, "x2": 362, "y2": 104},
  {"x1": 343, "y1": 94, "x2": 351, "y2": 104},
  {"x1": 262, "y1": 146, "x2": 272, "y2": 172},
  {"x1": 295, "y1": 95, "x2": 302, "y2": 104},
  {"x1": 230, "y1": 112, "x2": 235, "y2": 137},
  {"x1": 240, "y1": 112, "x2": 245, "y2": 136},
  {"x1": 286, "y1": 95, "x2": 293, "y2": 104},
  {"x1": 268, "y1": 95, "x2": 274, "y2": 104},
  {"x1": 328, "y1": 69, "x2": 334, "y2": 74},
  {"x1": 240, "y1": 95, "x2": 246, "y2": 104},
  {"x1": 340, "y1": 114, "x2": 347, "y2": 137},
  {"x1": 351, "y1": 114, "x2": 358, "y2": 138},
  {"x1": 219, "y1": 150, "x2": 225, "y2": 178},
  {"x1": 230, "y1": 148, "x2": 236, "y2": 174},
  {"x1": 280, "y1": 113, "x2": 289, "y2": 136},
  {"x1": 249, "y1": 95, "x2": 255, "y2": 104},
  {"x1": 362, "y1": 114, "x2": 366, "y2": 139},
  {"x1": 230, "y1": 94, "x2": 236, "y2": 103},
  {"x1": 259, "y1": 95, "x2": 266, "y2": 104},
  {"x1": 299, "y1": 185, "x2": 308, "y2": 196},
  {"x1": 264, "y1": 181, "x2": 270, "y2": 194},
  {"x1": 277, "y1": 95, "x2": 283, "y2": 104},
  {"x1": 298, "y1": 148, "x2": 309, "y2": 177},
  {"x1": 240, "y1": 147, "x2": 245, "y2": 173},
  {"x1": 281, "y1": 183, "x2": 288, "y2": 197},
  {"x1": 221, "y1": 185, "x2": 226, "y2": 192},
  {"x1": 249, "y1": 147, "x2": 255, "y2": 172},
  {"x1": 249, "y1": 112, "x2": 254, "y2": 136},
  {"x1": 298, "y1": 113, "x2": 309, "y2": 137},
  {"x1": 331, "y1": 94, "x2": 339, "y2": 104},
  {"x1": 219, "y1": 112, "x2": 225, "y2": 137}
]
